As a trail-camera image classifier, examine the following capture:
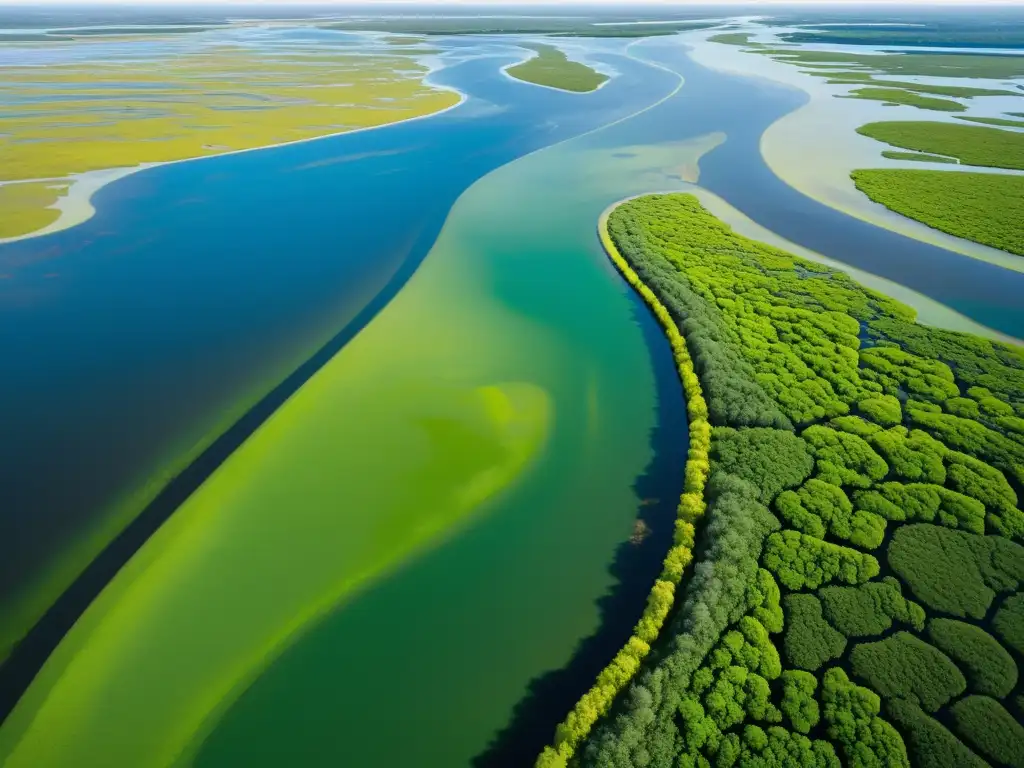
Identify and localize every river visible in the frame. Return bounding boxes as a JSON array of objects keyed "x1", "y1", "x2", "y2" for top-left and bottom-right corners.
[{"x1": 1, "y1": 33, "x2": 1022, "y2": 768}]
